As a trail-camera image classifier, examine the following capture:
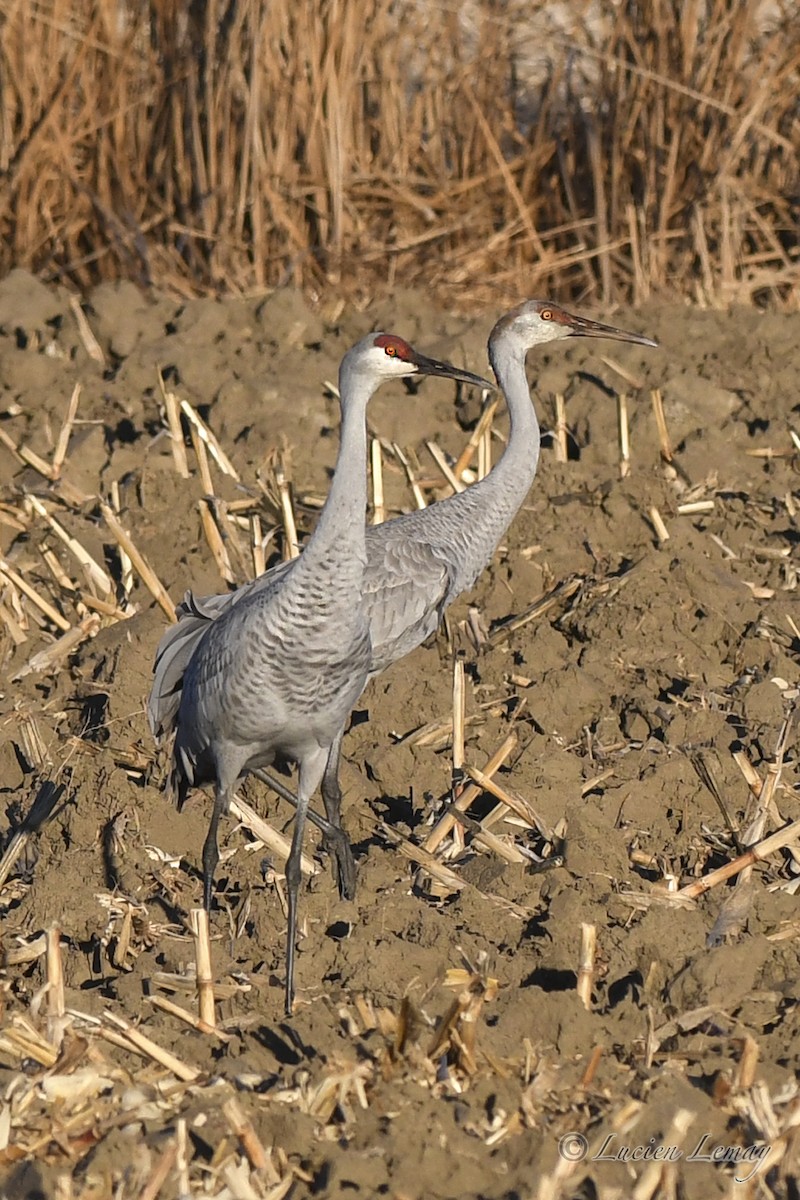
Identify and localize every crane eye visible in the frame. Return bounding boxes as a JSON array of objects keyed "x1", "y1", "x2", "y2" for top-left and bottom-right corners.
[
  {"x1": 385, "y1": 345, "x2": 397, "y2": 357},
  {"x1": 541, "y1": 308, "x2": 553, "y2": 321}
]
